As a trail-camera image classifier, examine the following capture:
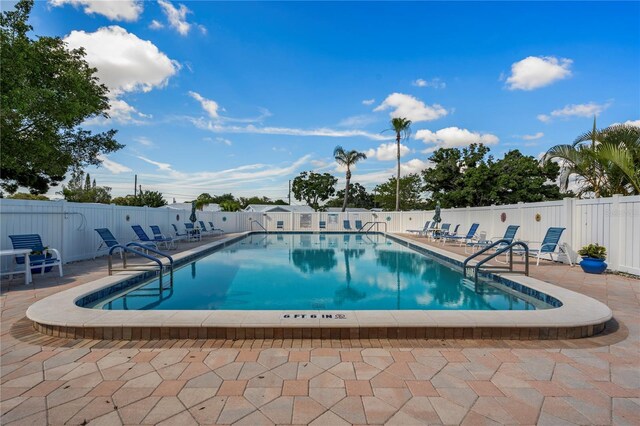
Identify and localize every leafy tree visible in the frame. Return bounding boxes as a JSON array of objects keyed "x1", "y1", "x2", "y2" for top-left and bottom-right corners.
[
  {"x1": 0, "y1": 0, "x2": 122, "y2": 194},
  {"x1": 544, "y1": 121, "x2": 640, "y2": 197},
  {"x1": 61, "y1": 171, "x2": 111, "y2": 204},
  {"x1": 138, "y1": 190, "x2": 167, "y2": 207},
  {"x1": 423, "y1": 144, "x2": 564, "y2": 207},
  {"x1": 238, "y1": 196, "x2": 288, "y2": 209},
  {"x1": 112, "y1": 190, "x2": 167, "y2": 207},
  {"x1": 6, "y1": 192, "x2": 49, "y2": 200},
  {"x1": 220, "y1": 200, "x2": 242, "y2": 211},
  {"x1": 374, "y1": 174, "x2": 426, "y2": 211},
  {"x1": 325, "y1": 183, "x2": 374, "y2": 209},
  {"x1": 291, "y1": 171, "x2": 337, "y2": 211},
  {"x1": 384, "y1": 117, "x2": 412, "y2": 211},
  {"x1": 490, "y1": 150, "x2": 563, "y2": 204},
  {"x1": 333, "y1": 146, "x2": 367, "y2": 212}
]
